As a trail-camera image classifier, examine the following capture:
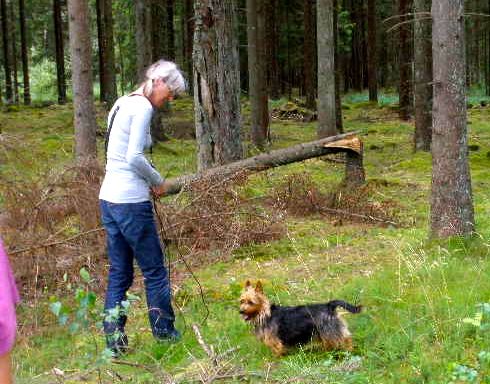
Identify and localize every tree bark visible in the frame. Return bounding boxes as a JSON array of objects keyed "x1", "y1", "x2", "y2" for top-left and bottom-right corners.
[
  {"x1": 96, "y1": 0, "x2": 105, "y2": 101},
  {"x1": 304, "y1": 0, "x2": 316, "y2": 110},
  {"x1": 430, "y1": 0, "x2": 474, "y2": 237},
  {"x1": 135, "y1": 0, "x2": 152, "y2": 82},
  {"x1": 53, "y1": 0, "x2": 66, "y2": 104},
  {"x1": 104, "y1": 0, "x2": 116, "y2": 106},
  {"x1": 137, "y1": 0, "x2": 167, "y2": 141},
  {"x1": 317, "y1": 0, "x2": 337, "y2": 137},
  {"x1": 1, "y1": 0, "x2": 13, "y2": 104},
  {"x1": 398, "y1": 0, "x2": 413, "y2": 120},
  {"x1": 247, "y1": 0, "x2": 270, "y2": 148},
  {"x1": 183, "y1": 0, "x2": 194, "y2": 92},
  {"x1": 9, "y1": 0, "x2": 18, "y2": 104},
  {"x1": 166, "y1": 0, "x2": 175, "y2": 60},
  {"x1": 164, "y1": 132, "x2": 363, "y2": 195},
  {"x1": 67, "y1": 0, "x2": 98, "y2": 161},
  {"x1": 18, "y1": 0, "x2": 30, "y2": 105},
  {"x1": 266, "y1": 0, "x2": 280, "y2": 99},
  {"x1": 334, "y1": 0, "x2": 343, "y2": 132},
  {"x1": 487, "y1": 0, "x2": 490, "y2": 96},
  {"x1": 284, "y1": 0, "x2": 292, "y2": 98},
  {"x1": 350, "y1": 0, "x2": 364, "y2": 91},
  {"x1": 413, "y1": 0, "x2": 432, "y2": 151},
  {"x1": 193, "y1": 0, "x2": 242, "y2": 171},
  {"x1": 96, "y1": 0, "x2": 117, "y2": 108},
  {"x1": 151, "y1": 1, "x2": 166, "y2": 58},
  {"x1": 367, "y1": 0, "x2": 378, "y2": 102}
]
